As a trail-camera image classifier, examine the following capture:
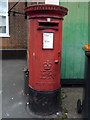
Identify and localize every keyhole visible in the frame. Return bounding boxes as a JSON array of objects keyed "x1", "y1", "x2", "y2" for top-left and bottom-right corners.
[{"x1": 58, "y1": 52, "x2": 60, "y2": 57}]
